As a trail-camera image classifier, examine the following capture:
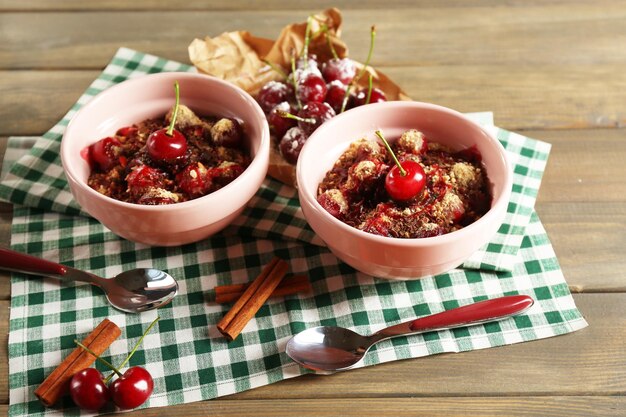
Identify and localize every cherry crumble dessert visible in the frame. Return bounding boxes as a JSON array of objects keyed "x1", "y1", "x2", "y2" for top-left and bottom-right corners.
[
  {"x1": 86, "y1": 82, "x2": 250, "y2": 205},
  {"x1": 317, "y1": 129, "x2": 492, "y2": 238}
]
